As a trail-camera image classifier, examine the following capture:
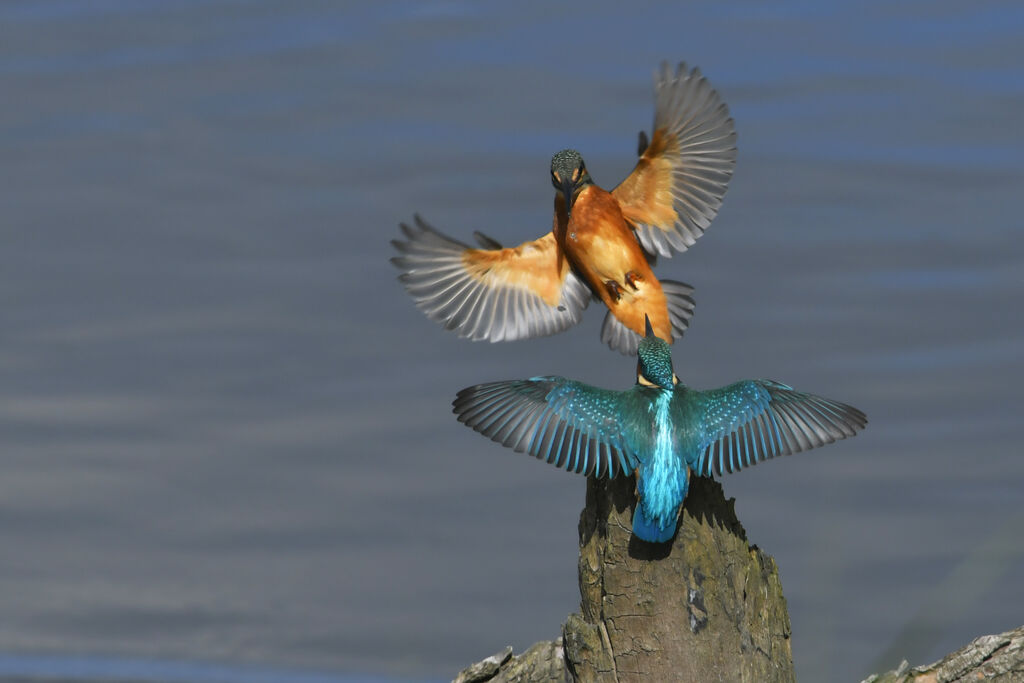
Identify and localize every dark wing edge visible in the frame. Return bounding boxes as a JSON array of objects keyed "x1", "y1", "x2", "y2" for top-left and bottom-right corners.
[
  {"x1": 391, "y1": 216, "x2": 591, "y2": 342},
  {"x1": 694, "y1": 380, "x2": 867, "y2": 477},
  {"x1": 453, "y1": 378, "x2": 640, "y2": 479}
]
